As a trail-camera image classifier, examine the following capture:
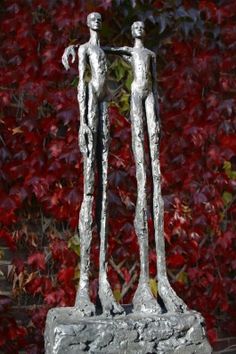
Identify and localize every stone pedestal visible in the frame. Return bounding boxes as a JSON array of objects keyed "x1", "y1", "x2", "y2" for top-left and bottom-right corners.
[{"x1": 45, "y1": 306, "x2": 212, "y2": 354}]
